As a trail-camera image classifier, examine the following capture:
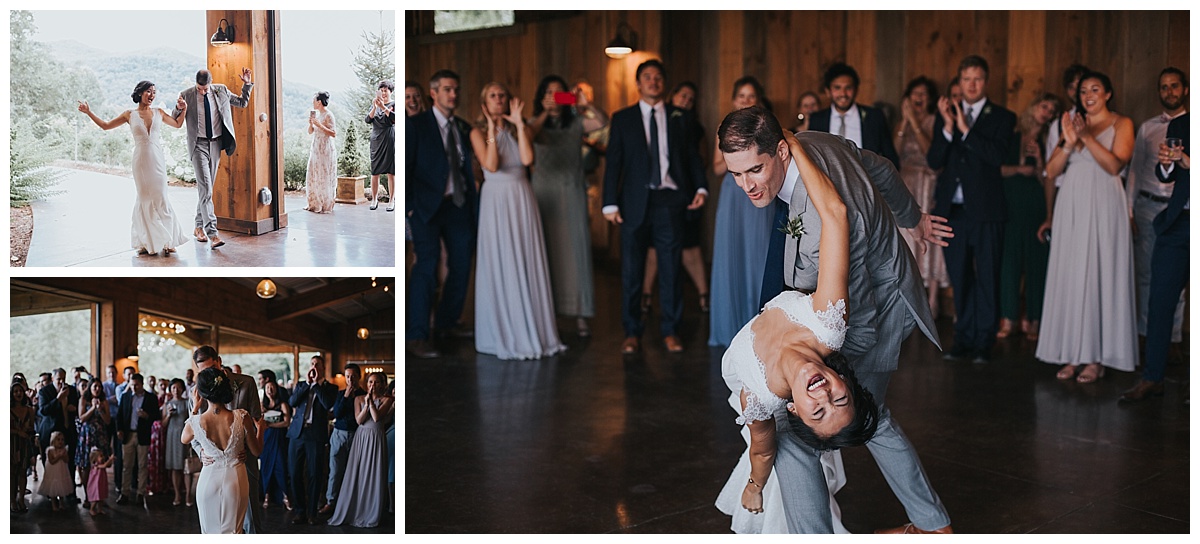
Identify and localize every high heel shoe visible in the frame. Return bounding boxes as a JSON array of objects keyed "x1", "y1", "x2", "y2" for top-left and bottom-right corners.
[
  {"x1": 1056, "y1": 364, "x2": 1079, "y2": 381},
  {"x1": 370, "y1": 199, "x2": 379, "y2": 210},
  {"x1": 1025, "y1": 320, "x2": 1040, "y2": 341},
  {"x1": 996, "y1": 318, "x2": 1013, "y2": 338},
  {"x1": 1076, "y1": 363, "x2": 1105, "y2": 384}
]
